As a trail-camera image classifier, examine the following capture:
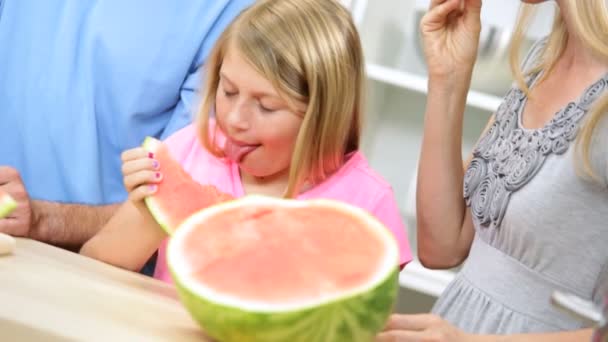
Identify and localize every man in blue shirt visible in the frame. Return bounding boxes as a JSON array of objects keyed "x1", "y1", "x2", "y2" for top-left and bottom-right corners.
[{"x1": 0, "y1": 1, "x2": 253, "y2": 249}]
